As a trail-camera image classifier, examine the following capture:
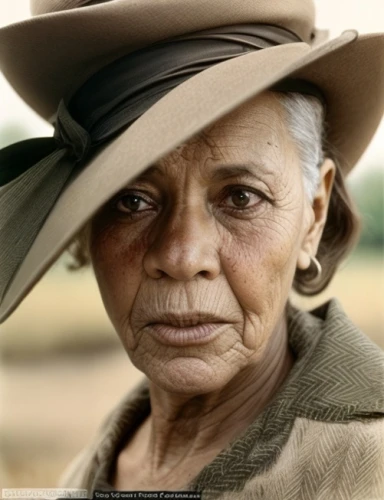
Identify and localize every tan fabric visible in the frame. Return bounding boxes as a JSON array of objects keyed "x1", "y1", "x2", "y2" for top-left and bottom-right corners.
[
  {"x1": 217, "y1": 418, "x2": 384, "y2": 500},
  {"x1": 58, "y1": 300, "x2": 384, "y2": 498}
]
